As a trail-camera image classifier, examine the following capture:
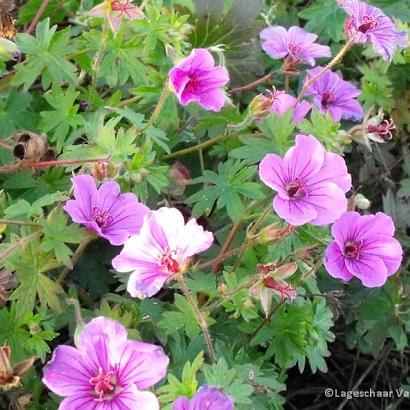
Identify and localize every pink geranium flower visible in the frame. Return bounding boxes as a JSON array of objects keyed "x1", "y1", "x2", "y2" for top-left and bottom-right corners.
[
  {"x1": 168, "y1": 49, "x2": 229, "y2": 112},
  {"x1": 324, "y1": 212, "x2": 403, "y2": 287},
  {"x1": 259, "y1": 134, "x2": 351, "y2": 226},
  {"x1": 64, "y1": 174, "x2": 149, "y2": 246},
  {"x1": 112, "y1": 207, "x2": 214, "y2": 299},
  {"x1": 305, "y1": 67, "x2": 364, "y2": 122},
  {"x1": 260, "y1": 26, "x2": 331, "y2": 66},
  {"x1": 338, "y1": 0, "x2": 408, "y2": 61},
  {"x1": 42, "y1": 317, "x2": 169, "y2": 410},
  {"x1": 88, "y1": 0, "x2": 145, "y2": 34}
]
